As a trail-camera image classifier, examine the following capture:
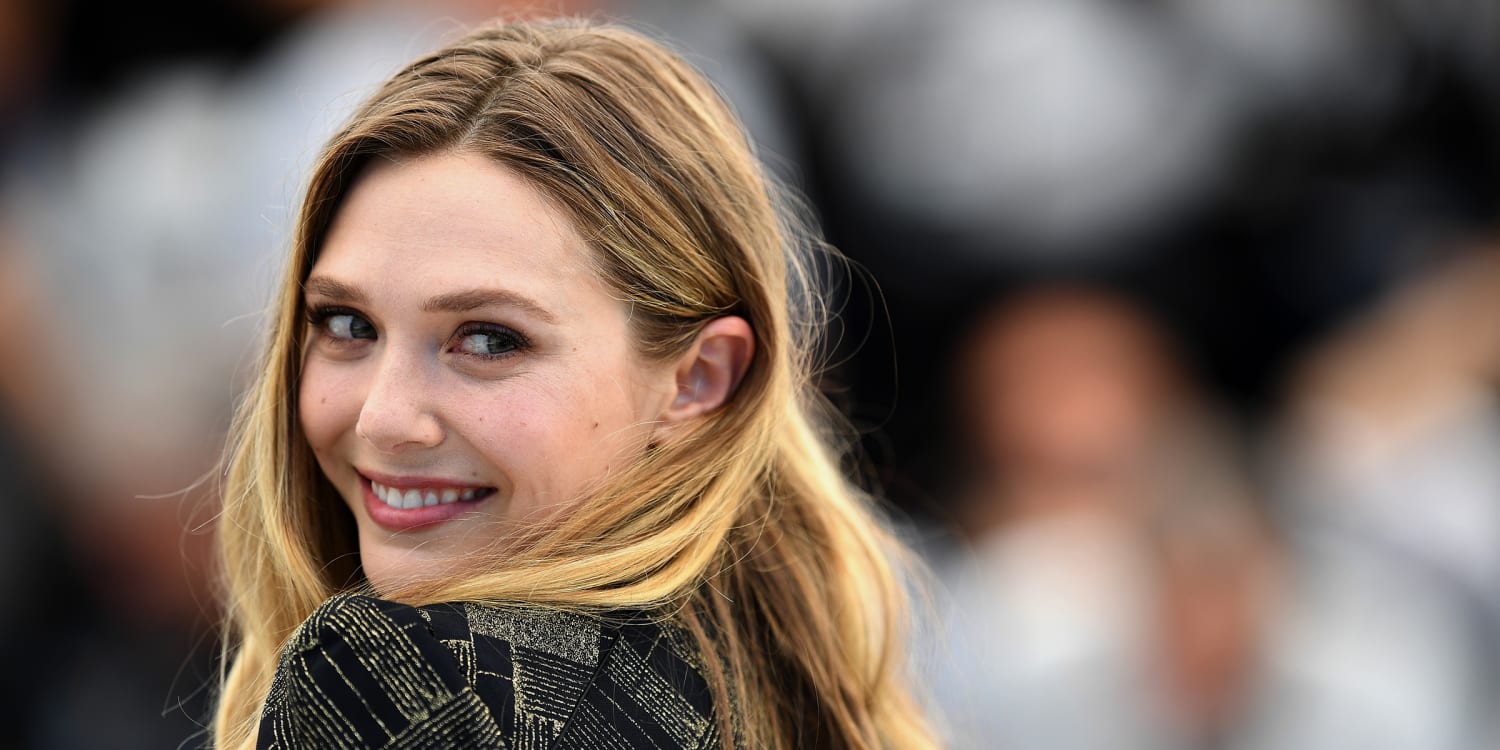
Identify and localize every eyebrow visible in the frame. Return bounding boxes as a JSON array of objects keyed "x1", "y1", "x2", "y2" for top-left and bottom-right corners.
[
  {"x1": 303, "y1": 276, "x2": 367, "y2": 304},
  {"x1": 421, "y1": 288, "x2": 557, "y2": 323},
  {"x1": 303, "y1": 275, "x2": 557, "y2": 324}
]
